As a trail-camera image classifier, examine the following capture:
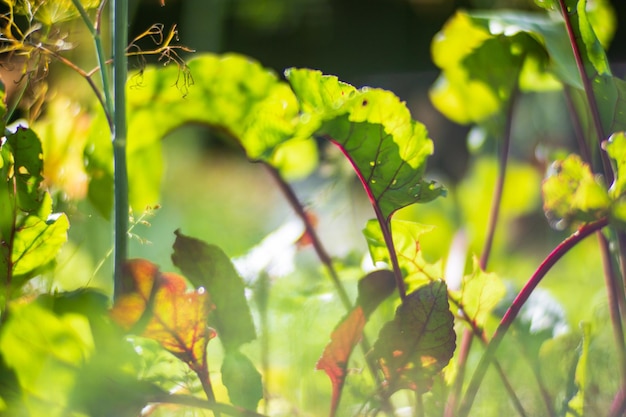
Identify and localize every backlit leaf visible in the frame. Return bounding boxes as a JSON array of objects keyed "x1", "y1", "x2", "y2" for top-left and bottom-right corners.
[
  {"x1": 11, "y1": 193, "x2": 69, "y2": 282},
  {"x1": 430, "y1": 11, "x2": 561, "y2": 126},
  {"x1": 0, "y1": 301, "x2": 93, "y2": 417},
  {"x1": 542, "y1": 154, "x2": 610, "y2": 227},
  {"x1": 110, "y1": 259, "x2": 216, "y2": 374},
  {"x1": 87, "y1": 53, "x2": 318, "y2": 214},
  {"x1": 605, "y1": 132, "x2": 626, "y2": 198},
  {"x1": 171, "y1": 230, "x2": 256, "y2": 352},
  {"x1": 373, "y1": 280, "x2": 455, "y2": 393},
  {"x1": 316, "y1": 306, "x2": 366, "y2": 417},
  {"x1": 286, "y1": 68, "x2": 445, "y2": 222},
  {"x1": 449, "y1": 256, "x2": 505, "y2": 328},
  {"x1": 221, "y1": 351, "x2": 263, "y2": 411},
  {"x1": 363, "y1": 219, "x2": 442, "y2": 291},
  {"x1": 6, "y1": 127, "x2": 44, "y2": 213},
  {"x1": 316, "y1": 270, "x2": 395, "y2": 416},
  {"x1": 565, "y1": 323, "x2": 591, "y2": 417}
]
